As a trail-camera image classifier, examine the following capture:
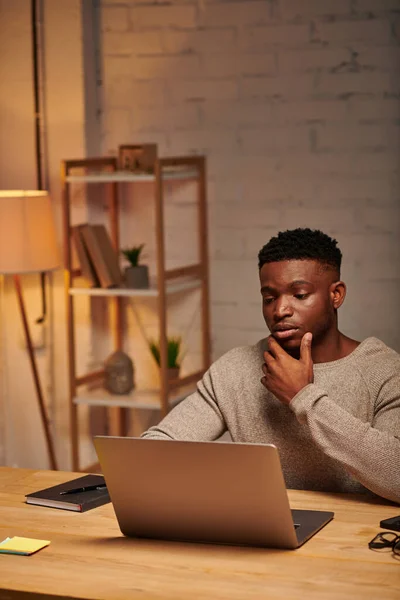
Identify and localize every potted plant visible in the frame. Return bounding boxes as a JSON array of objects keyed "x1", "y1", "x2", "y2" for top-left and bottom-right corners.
[
  {"x1": 149, "y1": 336, "x2": 182, "y2": 381},
  {"x1": 121, "y1": 244, "x2": 149, "y2": 289}
]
